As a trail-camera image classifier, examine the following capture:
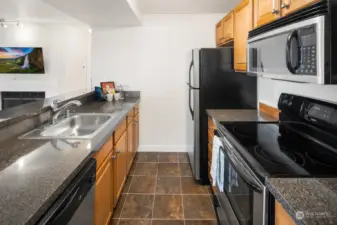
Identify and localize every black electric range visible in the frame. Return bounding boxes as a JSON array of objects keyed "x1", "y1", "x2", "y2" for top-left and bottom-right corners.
[
  {"x1": 221, "y1": 122, "x2": 337, "y2": 177},
  {"x1": 212, "y1": 93, "x2": 337, "y2": 225}
]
